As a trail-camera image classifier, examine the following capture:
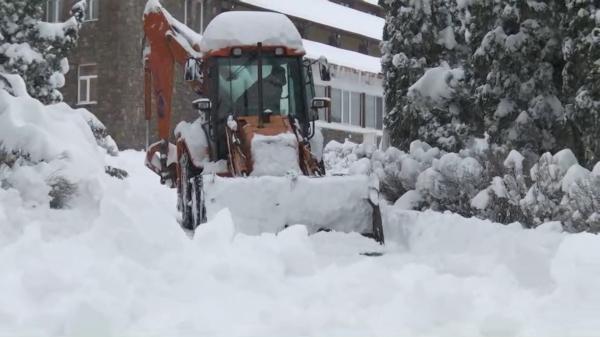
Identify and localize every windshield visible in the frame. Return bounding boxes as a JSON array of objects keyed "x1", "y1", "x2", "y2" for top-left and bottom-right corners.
[{"x1": 216, "y1": 56, "x2": 305, "y2": 118}]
